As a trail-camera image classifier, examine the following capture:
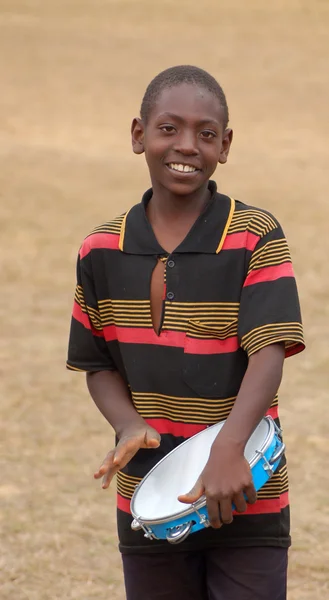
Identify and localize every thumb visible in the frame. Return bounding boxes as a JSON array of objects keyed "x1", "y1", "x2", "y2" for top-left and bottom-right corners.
[
  {"x1": 178, "y1": 477, "x2": 204, "y2": 504},
  {"x1": 144, "y1": 427, "x2": 161, "y2": 448}
]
